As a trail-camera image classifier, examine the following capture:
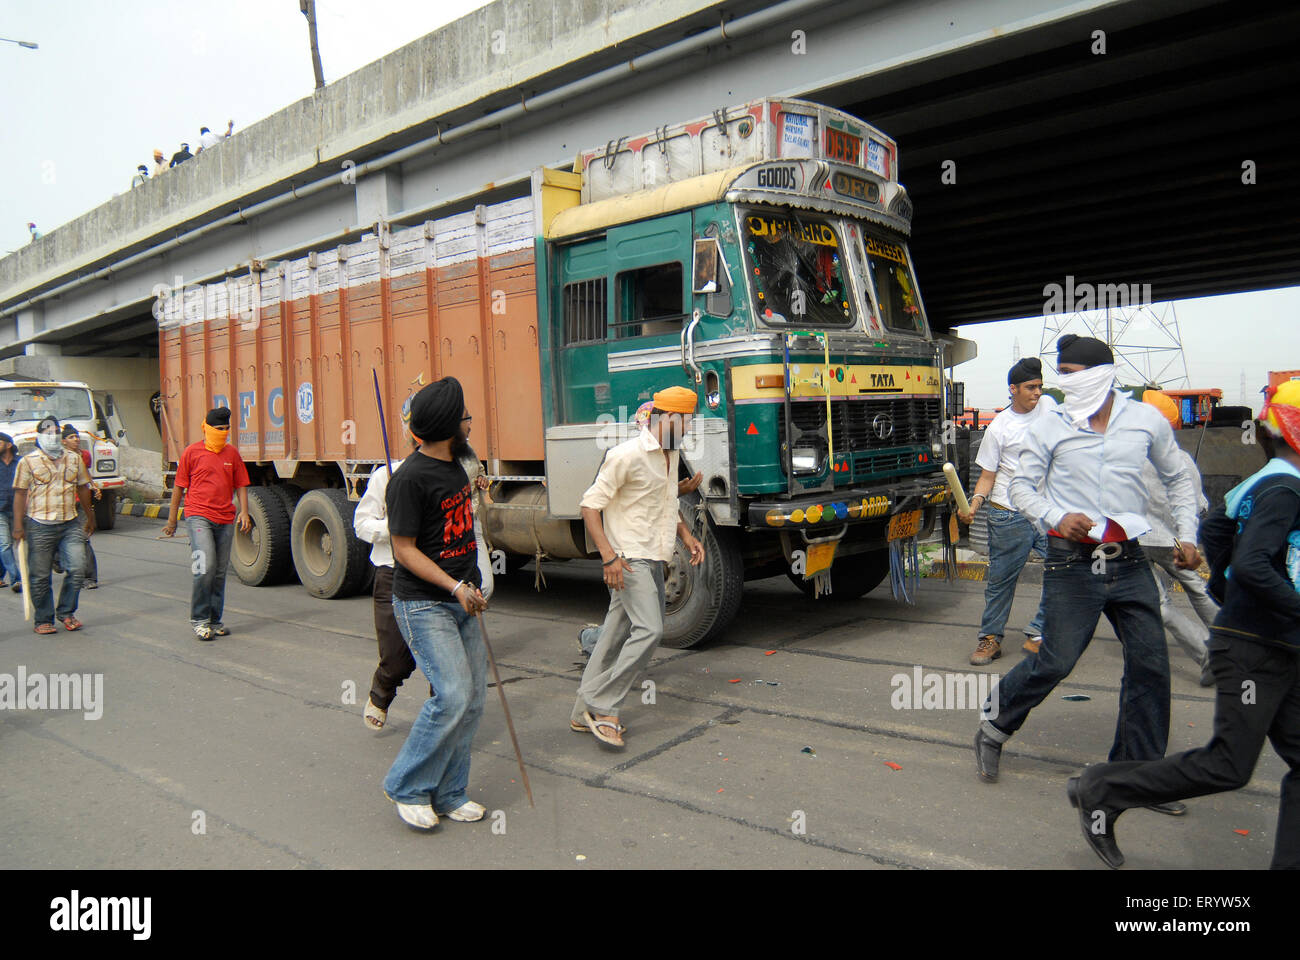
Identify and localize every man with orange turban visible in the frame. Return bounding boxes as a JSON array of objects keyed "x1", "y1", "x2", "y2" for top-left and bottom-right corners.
[
  {"x1": 1068, "y1": 380, "x2": 1300, "y2": 869},
  {"x1": 571, "y1": 386, "x2": 705, "y2": 747},
  {"x1": 1138, "y1": 390, "x2": 1218, "y2": 686}
]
